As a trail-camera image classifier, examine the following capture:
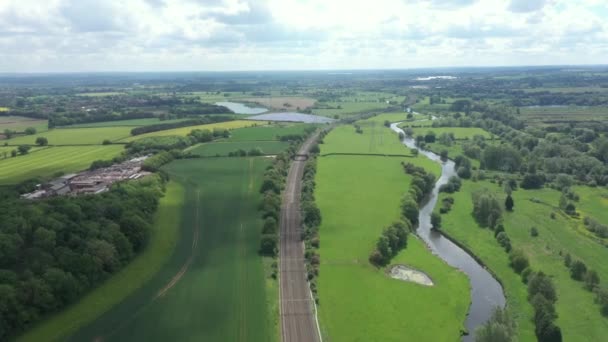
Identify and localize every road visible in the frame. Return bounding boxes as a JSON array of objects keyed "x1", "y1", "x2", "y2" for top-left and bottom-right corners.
[{"x1": 279, "y1": 132, "x2": 322, "y2": 342}]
